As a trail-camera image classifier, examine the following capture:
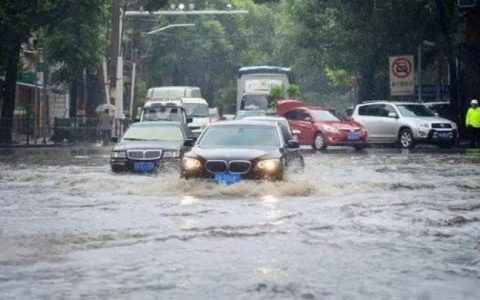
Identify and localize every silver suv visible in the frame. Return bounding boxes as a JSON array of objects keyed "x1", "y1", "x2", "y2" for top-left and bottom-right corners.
[{"x1": 352, "y1": 101, "x2": 457, "y2": 148}]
